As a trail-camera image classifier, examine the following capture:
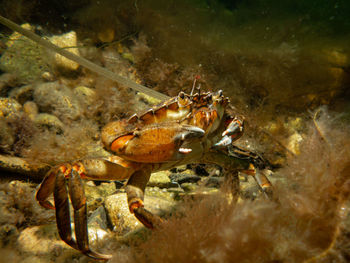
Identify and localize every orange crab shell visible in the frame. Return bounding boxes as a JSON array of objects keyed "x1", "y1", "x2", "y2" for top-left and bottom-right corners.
[
  {"x1": 105, "y1": 122, "x2": 204, "y2": 163},
  {"x1": 101, "y1": 90, "x2": 231, "y2": 163}
]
